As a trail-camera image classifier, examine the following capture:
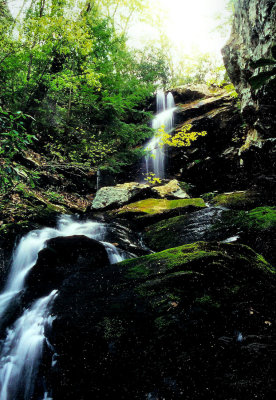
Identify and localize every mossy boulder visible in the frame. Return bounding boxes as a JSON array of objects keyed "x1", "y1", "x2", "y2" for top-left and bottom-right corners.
[
  {"x1": 110, "y1": 198, "x2": 206, "y2": 227},
  {"x1": 215, "y1": 206, "x2": 276, "y2": 264},
  {"x1": 50, "y1": 241, "x2": 275, "y2": 400},
  {"x1": 221, "y1": 206, "x2": 276, "y2": 231},
  {"x1": 143, "y1": 207, "x2": 229, "y2": 251},
  {"x1": 116, "y1": 198, "x2": 205, "y2": 214},
  {"x1": 121, "y1": 241, "x2": 274, "y2": 280},
  {"x1": 211, "y1": 190, "x2": 262, "y2": 209}
]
